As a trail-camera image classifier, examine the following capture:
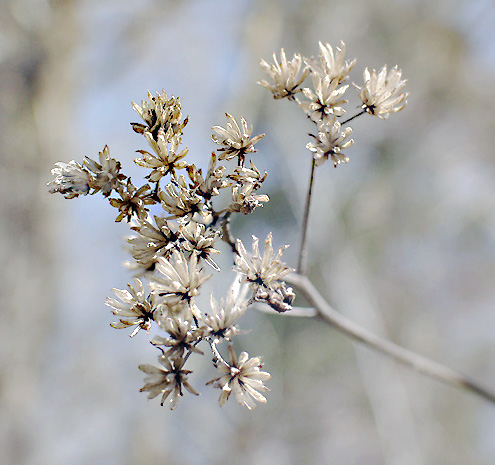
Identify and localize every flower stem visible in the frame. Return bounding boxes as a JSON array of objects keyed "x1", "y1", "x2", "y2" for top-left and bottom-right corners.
[
  {"x1": 297, "y1": 157, "x2": 316, "y2": 275},
  {"x1": 285, "y1": 272, "x2": 495, "y2": 404},
  {"x1": 219, "y1": 212, "x2": 238, "y2": 255},
  {"x1": 341, "y1": 109, "x2": 366, "y2": 125},
  {"x1": 209, "y1": 339, "x2": 229, "y2": 367}
]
